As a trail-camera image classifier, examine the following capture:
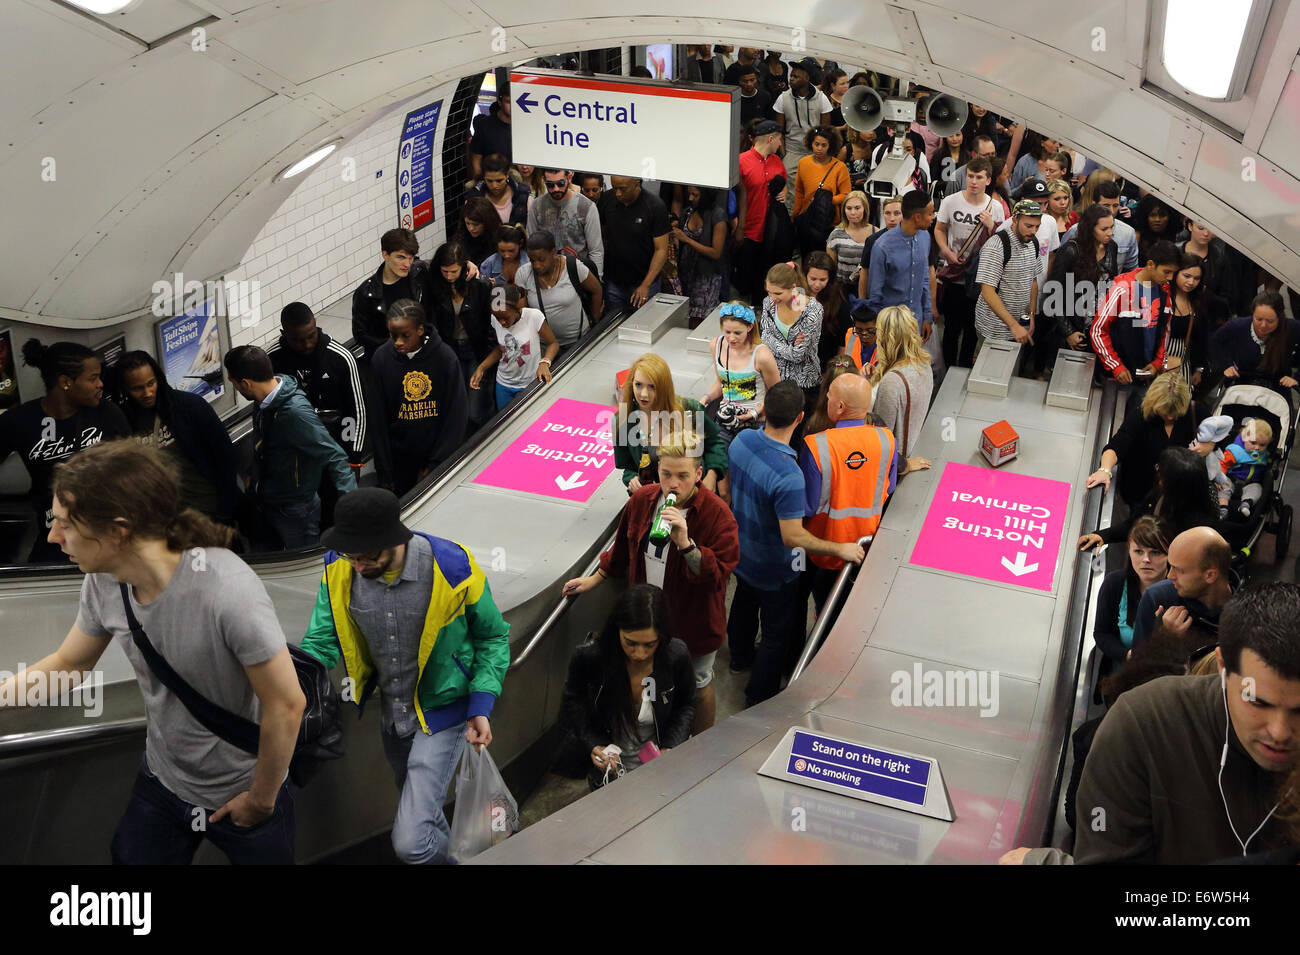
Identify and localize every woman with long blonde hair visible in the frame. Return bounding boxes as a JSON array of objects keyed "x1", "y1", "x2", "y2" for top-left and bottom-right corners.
[
  {"x1": 869, "y1": 305, "x2": 934, "y2": 475},
  {"x1": 613, "y1": 353, "x2": 728, "y2": 494}
]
